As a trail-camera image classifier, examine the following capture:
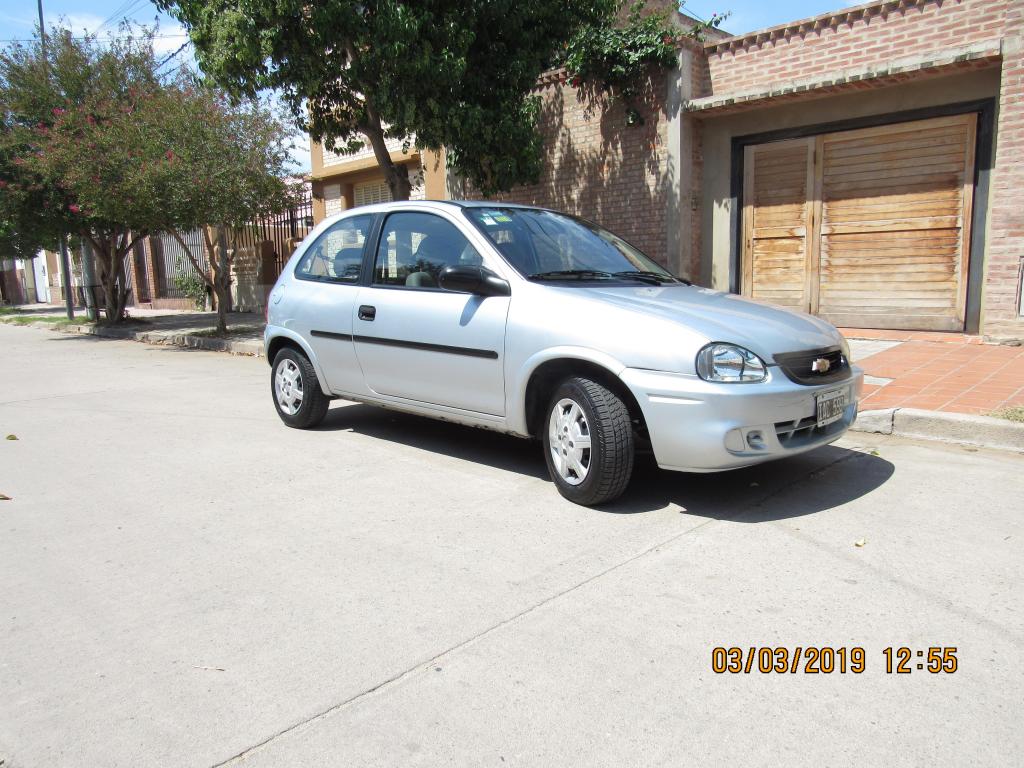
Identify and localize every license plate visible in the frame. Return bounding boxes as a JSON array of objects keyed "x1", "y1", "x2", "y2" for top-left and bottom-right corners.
[{"x1": 816, "y1": 387, "x2": 849, "y2": 428}]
